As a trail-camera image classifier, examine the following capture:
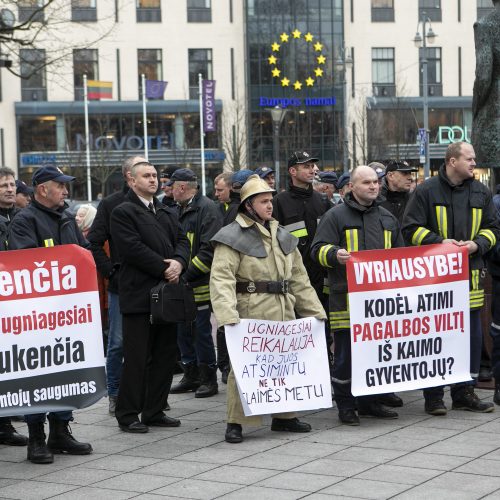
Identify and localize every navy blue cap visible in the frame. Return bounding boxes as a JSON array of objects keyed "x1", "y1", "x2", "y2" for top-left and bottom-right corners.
[
  {"x1": 15, "y1": 180, "x2": 33, "y2": 195},
  {"x1": 32, "y1": 165, "x2": 75, "y2": 186},
  {"x1": 318, "y1": 171, "x2": 338, "y2": 186},
  {"x1": 337, "y1": 173, "x2": 351, "y2": 190},
  {"x1": 231, "y1": 169, "x2": 254, "y2": 188},
  {"x1": 254, "y1": 166, "x2": 275, "y2": 179},
  {"x1": 166, "y1": 168, "x2": 197, "y2": 186}
]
